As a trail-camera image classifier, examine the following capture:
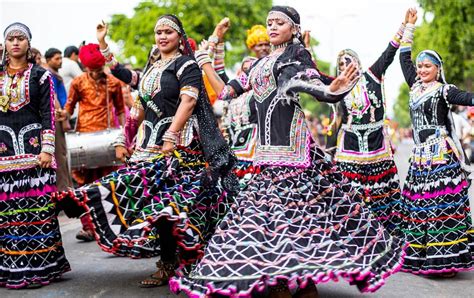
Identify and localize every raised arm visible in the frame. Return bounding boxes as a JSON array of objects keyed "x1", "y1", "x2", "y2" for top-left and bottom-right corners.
[
  {"x1": 195, "y1": 44, "x2": 249, "y2": 101},
  {"x1": 208, "y1": 18, "x2": 231, "y2": 83},
  {"x1": 96, "y1": 21, "x2": 140, "y2": 89},
  {"x1": 399, "y1": 9, "x2": 418, "y2": 87},
  {"x1": 369, "y1": 10, "x2": 411, "y2": 79}
]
